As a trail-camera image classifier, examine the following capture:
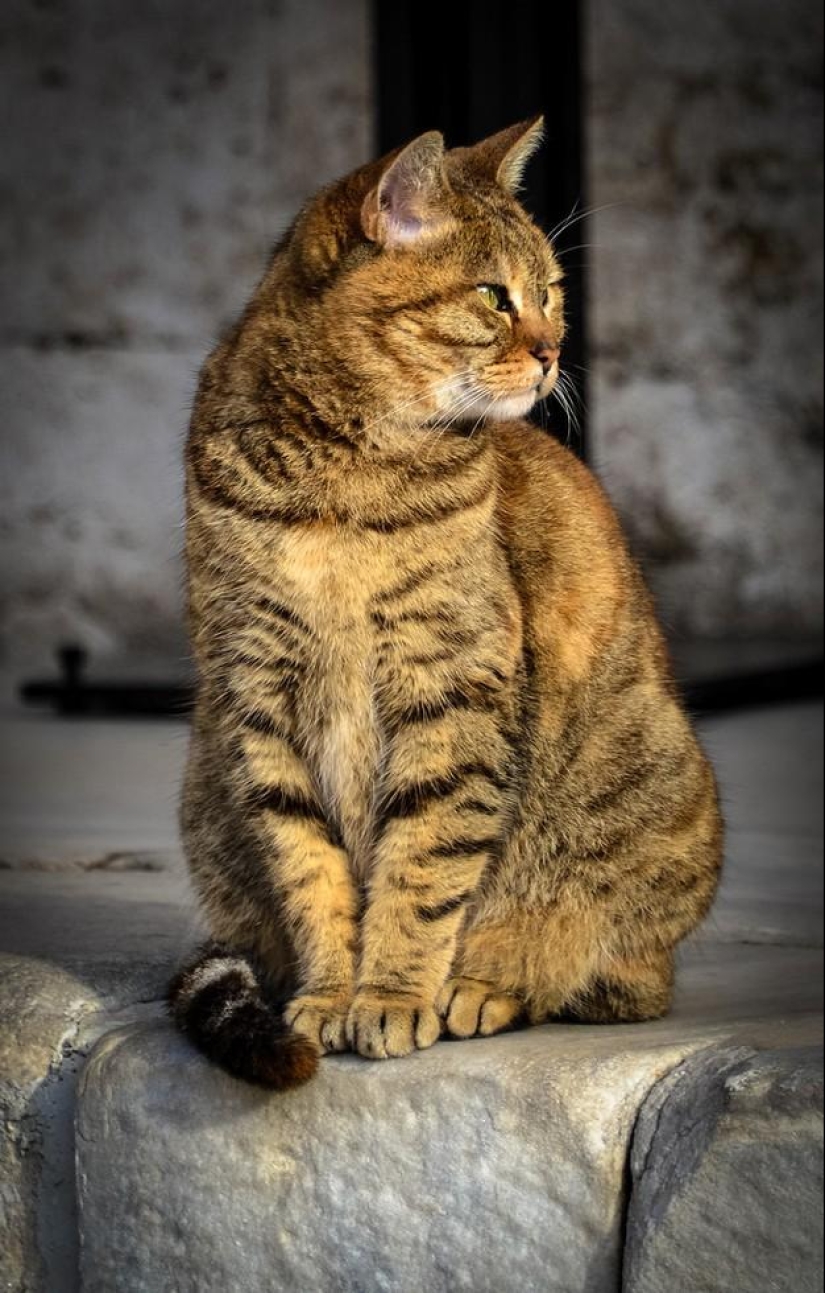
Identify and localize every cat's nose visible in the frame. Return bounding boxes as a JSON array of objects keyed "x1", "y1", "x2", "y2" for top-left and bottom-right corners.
[{"x1": 531, "y1": 340, "x2": 561, "y2": 375}]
